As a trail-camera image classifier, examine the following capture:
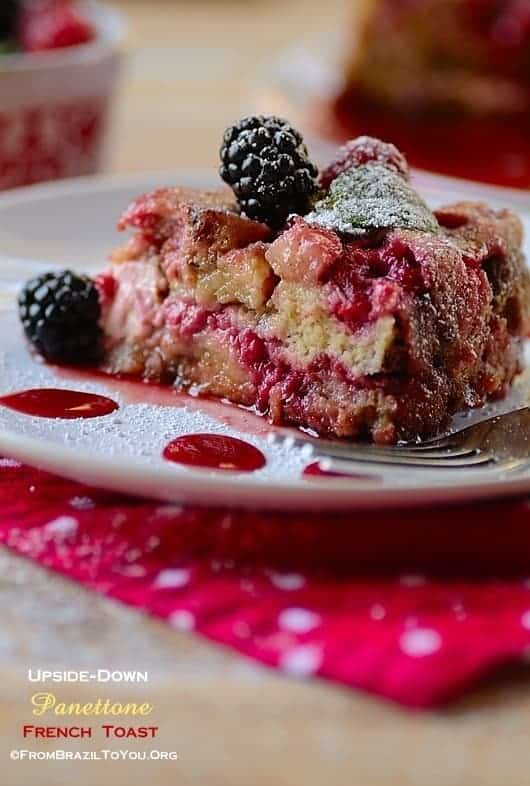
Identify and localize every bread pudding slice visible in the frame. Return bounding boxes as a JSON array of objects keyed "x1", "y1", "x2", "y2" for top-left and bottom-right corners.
[{"x1": 97, "y1": 185, "x2": 530, "y2": 444}]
